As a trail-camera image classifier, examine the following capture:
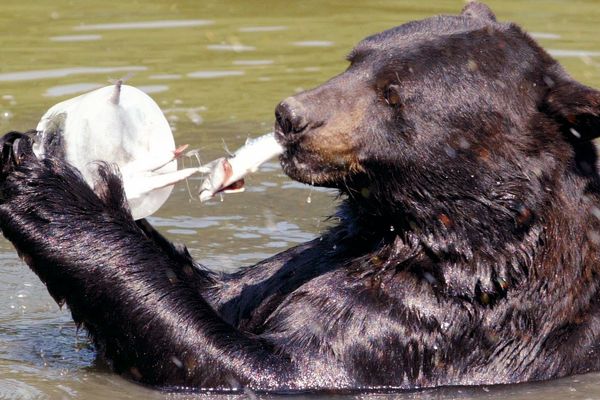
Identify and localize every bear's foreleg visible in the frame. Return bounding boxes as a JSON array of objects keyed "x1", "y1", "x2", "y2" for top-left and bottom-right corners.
[{"x1": 0, "y1": 132, "x2": 296, "y2": 390}]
